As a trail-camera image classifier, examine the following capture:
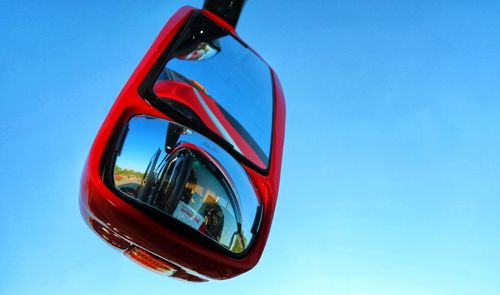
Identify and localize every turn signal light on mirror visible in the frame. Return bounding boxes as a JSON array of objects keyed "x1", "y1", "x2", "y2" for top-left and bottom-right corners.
[
  {"x1": 124, "y1": 246, "x2": 177, "y2": 276},
  {"x1": 124, "y1": 246, "x2": 208, "y2": 282}
]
